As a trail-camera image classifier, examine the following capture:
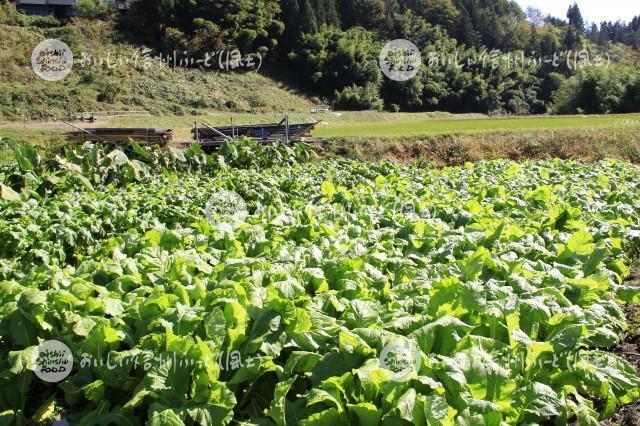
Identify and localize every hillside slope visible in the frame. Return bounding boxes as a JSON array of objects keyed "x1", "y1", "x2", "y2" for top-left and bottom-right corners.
[{"x1": 0, "y1": 14, "x2": 312, "y2": 119}]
